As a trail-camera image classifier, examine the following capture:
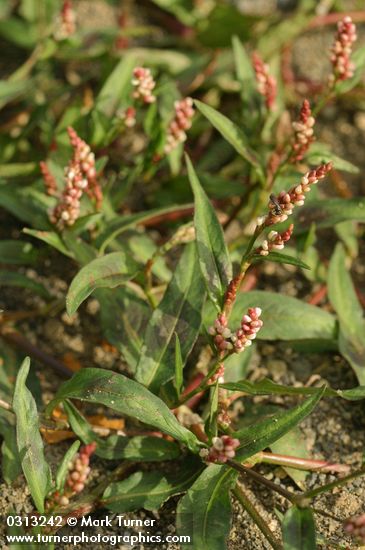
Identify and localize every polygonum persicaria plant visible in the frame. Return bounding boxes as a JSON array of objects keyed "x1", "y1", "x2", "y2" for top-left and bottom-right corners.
[{"x1": 2, "y1": 9, "x2": 365, "y2": 550}]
